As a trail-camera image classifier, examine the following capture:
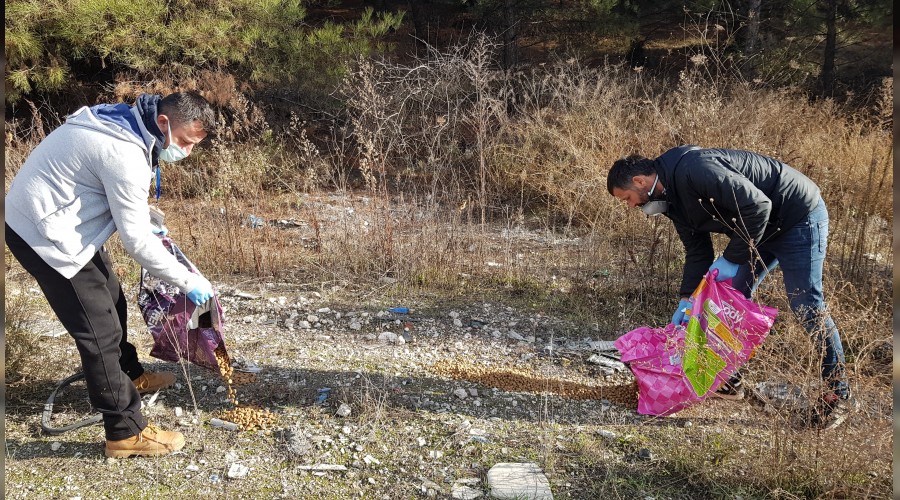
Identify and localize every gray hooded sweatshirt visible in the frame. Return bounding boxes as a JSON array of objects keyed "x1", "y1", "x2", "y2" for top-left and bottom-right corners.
[{"x1": 6, "y1": 105, "x2": 204, "y2": 293}]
